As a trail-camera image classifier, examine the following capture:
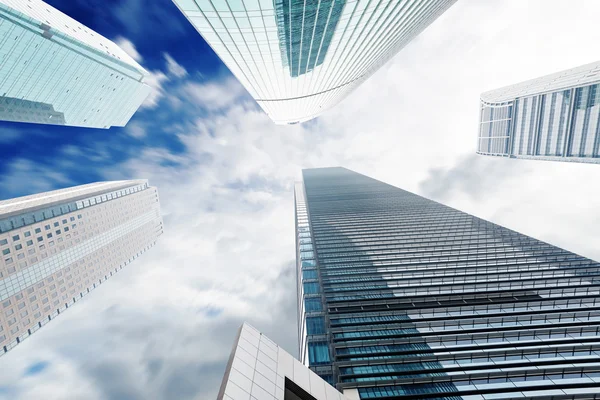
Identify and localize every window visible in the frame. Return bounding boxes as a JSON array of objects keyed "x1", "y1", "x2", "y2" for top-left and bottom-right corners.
[
  {"x1": 303, "y1": 270, "x2": 318, "y2": 280},
  {"x1": 24, "y1": 231, "x2": 31, "y2": 237},
  {"x1": 0, "y1": 239, "x2": 6, "y2": 246},
  {"x1": 14, "y1": 244, "x2": 22, "y2": 251},
  {"x1": 64, "y1": 227, "x2": 69, "y2": 232},
  {"x1": 306, "y1": 317, "x2": 326, "y2": 335},
  {"x1": 70, "y1": 217, "x2": 75, "y2": 222},
  {"x1": 37, "y1": 237, "x2": 43, "y2": 242},
  {"x1": 2, "y1": 249, "x2": 9, "y2": 256},
  {"x1": 62, "y1": 219, "x2": 67, "y2": 224},
  {"x1": 12, "y1": 235, "x2": 19, "y2": 241},
  {"x1": 55, "y1": 230, "x2": 61, "y2": 235},
  {"x1": 308, "y1": 342, "x2": 330, "y2": 365},
  {"x1": 53, "y1": 222, "x2": 59, "y2": 227},
  {"x1": 47, "y1": 233, "x2": 52, "y2": 238},
  {"x1": 35, "y1": 228, "x2": 41, "y2": 234},
  {"x1": 26, "y1": 240, "x2": 33, "y2": 246},
  {"x1": 305, "y1": 298, "x2": 322, "y2": 312},
  {"x1": 303, "y1": 282, "x2": 319, "y2": 294},
  {"x1": 77, "y1": 215, "x2": 82, "y2": 219},
  {"x1": 300, "y1": 251, "x2": 314, "y2": 259}
]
